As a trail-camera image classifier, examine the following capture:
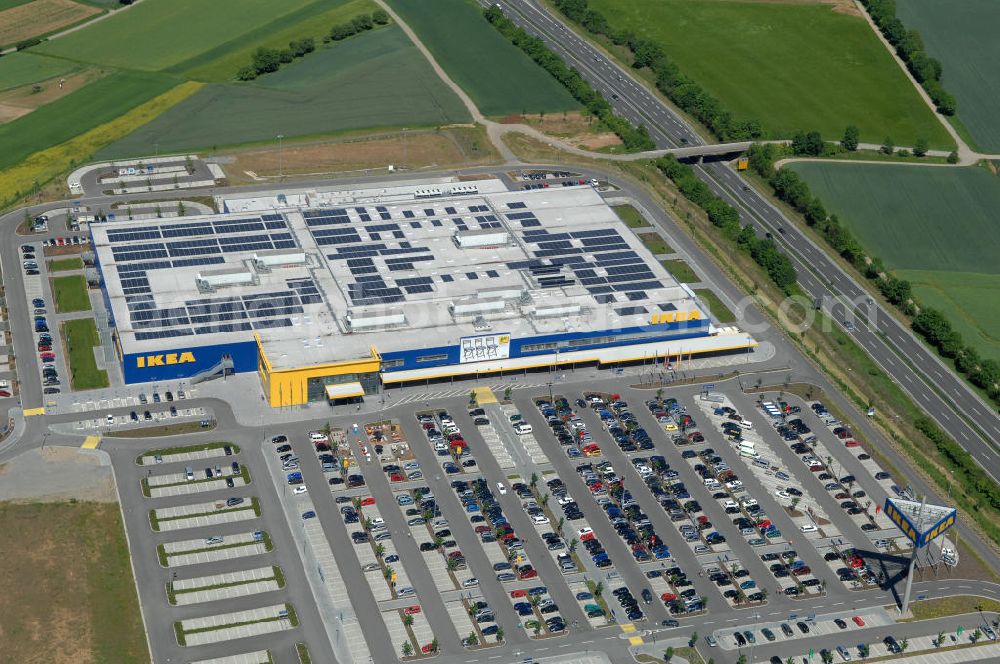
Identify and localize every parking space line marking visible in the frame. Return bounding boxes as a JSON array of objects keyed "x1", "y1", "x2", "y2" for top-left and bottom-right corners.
[{"x1": 81, "y1": 435, "x2": 101, "y2": 449}]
